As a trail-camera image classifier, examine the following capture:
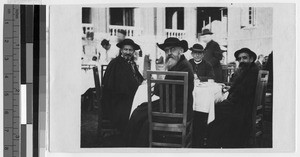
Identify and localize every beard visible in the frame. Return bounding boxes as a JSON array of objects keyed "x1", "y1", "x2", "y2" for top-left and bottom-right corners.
[
  {"x1": 122, "y1": 53, "x2": 133, "y2": 61},
  {"x1": 165, "y1": 55, "x2": 180, "y2": 70},
  {"x1": 237, "y1": 62, "x2": 252, "y2": 74}
]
